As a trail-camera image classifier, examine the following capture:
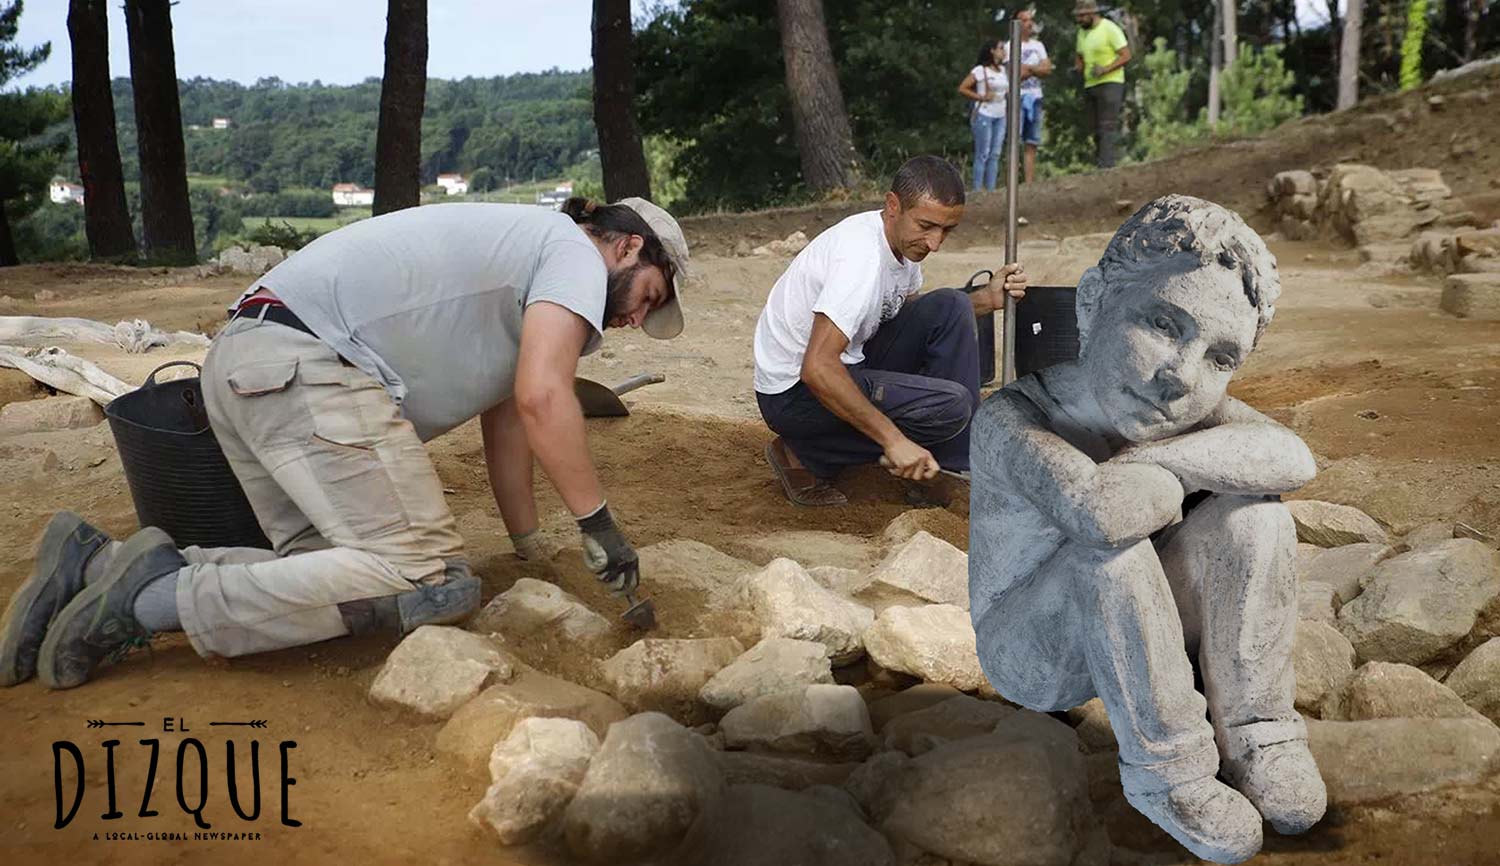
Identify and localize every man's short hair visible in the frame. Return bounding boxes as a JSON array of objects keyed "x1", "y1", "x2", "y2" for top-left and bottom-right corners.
[
  {"x1": 890, "y1": 156, "x2": 965, "y2": 209},
  {"x1": 1097, "y1": 194, "x2": 1280, "y2": 344}
]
